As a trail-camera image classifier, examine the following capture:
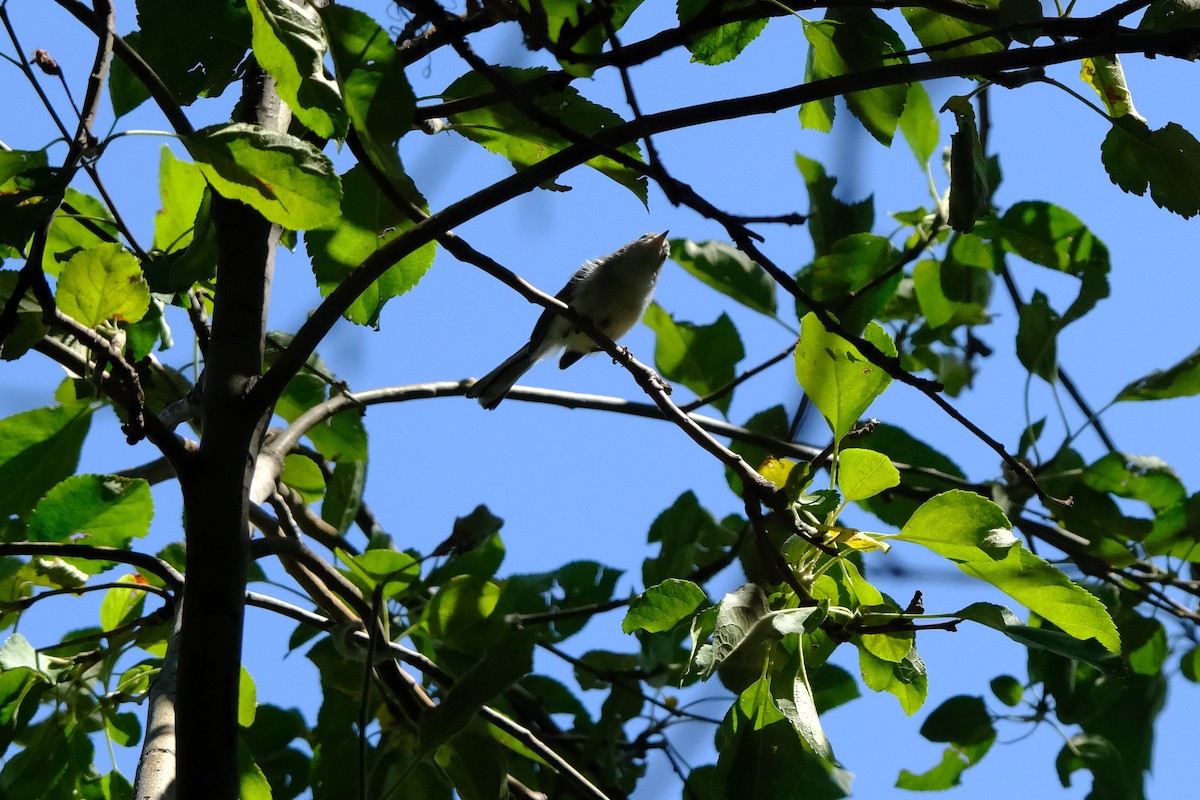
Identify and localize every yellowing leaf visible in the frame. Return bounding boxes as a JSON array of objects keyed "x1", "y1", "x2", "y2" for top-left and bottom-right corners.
[
  {"x1": 1080, "y1": 56, "x2": 1144, "y2": 121},
  {"x1": 56, "y1": 243, "x2": 150, "y2": 327}
]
